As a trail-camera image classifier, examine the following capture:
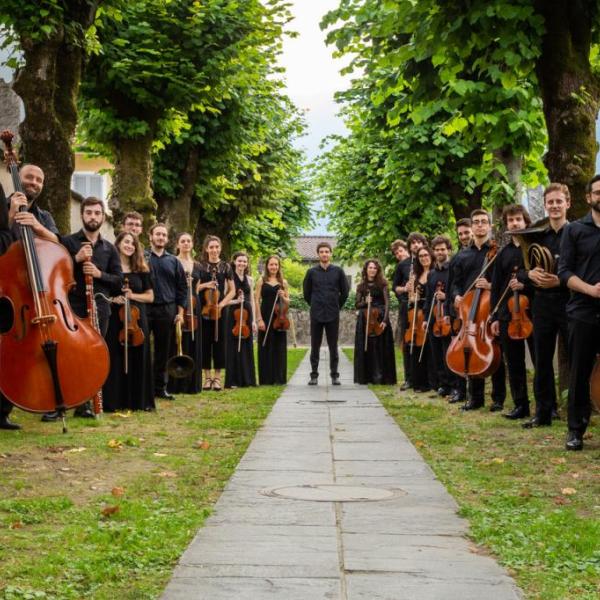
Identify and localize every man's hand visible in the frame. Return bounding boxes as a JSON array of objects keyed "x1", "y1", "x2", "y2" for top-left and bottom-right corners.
[
  {"x1": 75, "y1": 244, "x2": 93, "y2": 263},
  {"x1": 82, "y1": 262, "x2": 101, "y2": 279},
  {"x1": 508, "y1": 278, "x2": 525, "y2": 291},
  {"x1": 454, "y1": 295, "x2": 463, "y2": 309},
  {"x1": 8, "y1": 192, "x2": 28, "y2": 223},
  {"x1": 587, "y1": 282, "x2": 600, "y2": 298},
  {"x1": 174, "y1": 313, "x2": 184, "y2": 325},
  {"x1": 111, "y1": 295, "x2": 125, "y2": 305},
  {"x1": 434, "y1": 290, "x2": 446, "y2": 301},
  {"x1": 490, "y1": 321, "x2": 500, "y2": 337},
  {"x1": 528, "y1": 267, "x2": 560, "y2": 289},
  {"x1": 475, "y1": 277, "x2": 490, "y2": 290}
]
